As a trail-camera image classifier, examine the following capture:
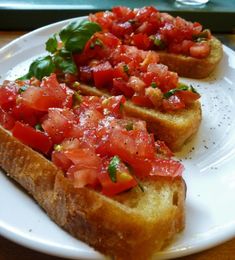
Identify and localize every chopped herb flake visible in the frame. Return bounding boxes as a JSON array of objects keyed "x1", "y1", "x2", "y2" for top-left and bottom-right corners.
[{"x1": 108, "y1": 156, "x2": 120, "y2": 183}]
